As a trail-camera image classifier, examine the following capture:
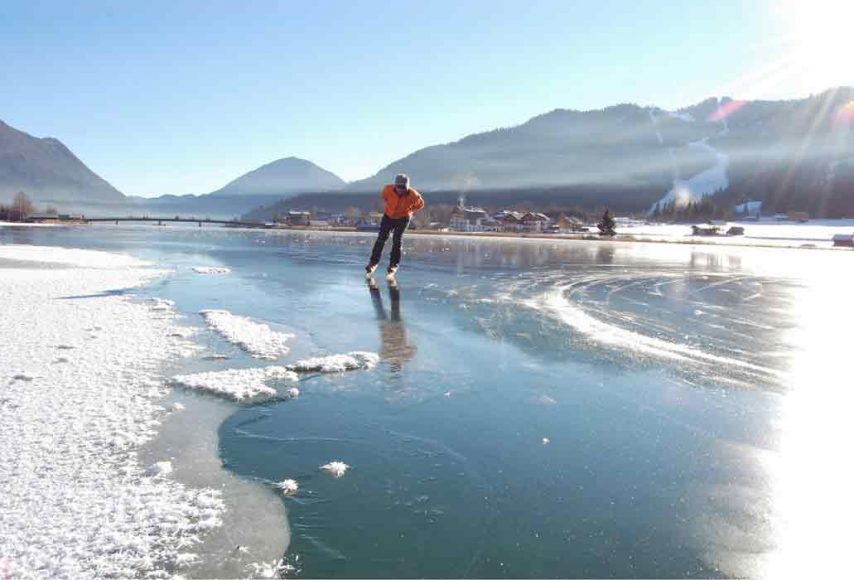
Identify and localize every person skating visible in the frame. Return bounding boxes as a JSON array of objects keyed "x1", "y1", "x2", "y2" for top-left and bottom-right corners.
[{"x1": 365, "y1": 173, "x2": 425, "y2": 278}]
